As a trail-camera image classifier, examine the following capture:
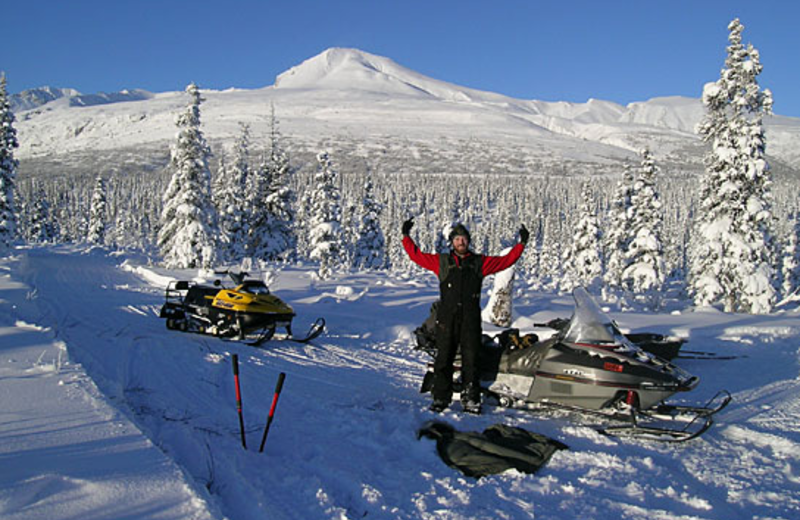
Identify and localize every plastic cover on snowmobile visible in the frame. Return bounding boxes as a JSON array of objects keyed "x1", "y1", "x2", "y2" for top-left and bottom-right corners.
[
  {"x1": 563, "y1": 287, "x2": 652, "y2": 362},
  {"x1": 564, "y1": 288, "x2": 619, "y2": 345}
]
